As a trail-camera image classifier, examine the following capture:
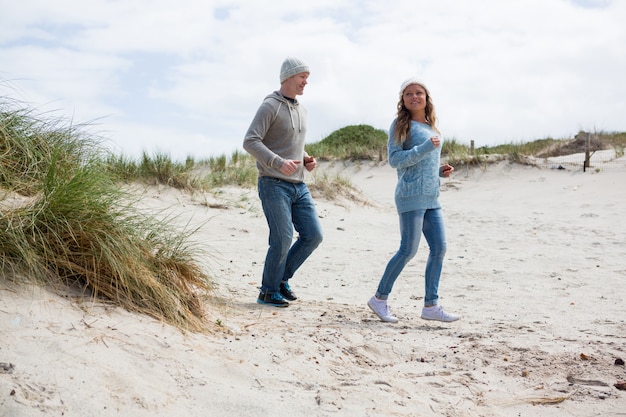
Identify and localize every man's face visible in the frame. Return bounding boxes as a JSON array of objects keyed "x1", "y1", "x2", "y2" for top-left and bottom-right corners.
[{"x1": 284, "y1": 72, "x2": 309, "y2": 96}]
